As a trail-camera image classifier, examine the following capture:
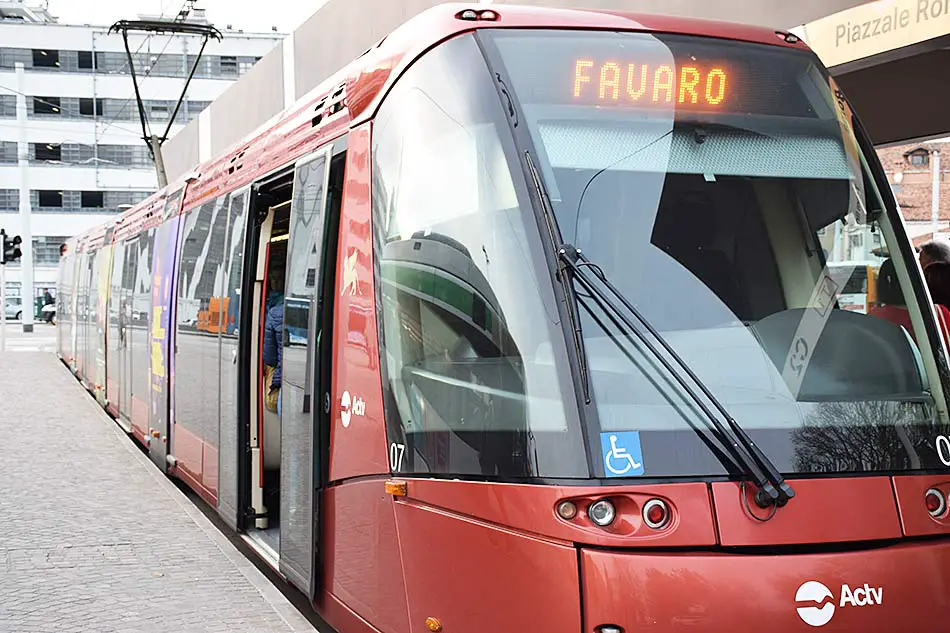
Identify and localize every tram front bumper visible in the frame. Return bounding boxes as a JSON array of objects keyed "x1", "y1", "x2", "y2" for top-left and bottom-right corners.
[{"x1": 580, "y1": 539, "x2": 950, "y2": 632}]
